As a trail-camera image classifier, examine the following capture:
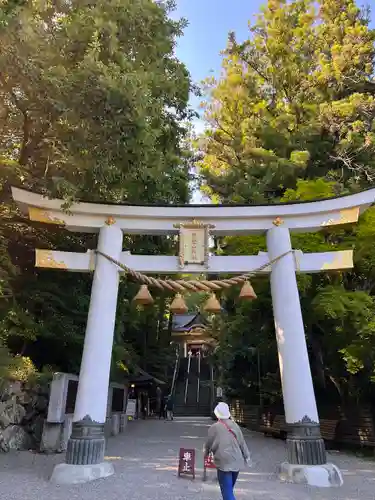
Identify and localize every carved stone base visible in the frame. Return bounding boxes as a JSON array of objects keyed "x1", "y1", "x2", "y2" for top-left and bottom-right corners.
[
  {"x1": 286, "y1": 416, "x2": 326, "y2": 465},
  {"x1": 51, "y1": 462, "x2": 114, "y2": 485},
  {"x1": 66, "y1": 415, "x2": 106, "y2": 465},
  {"x1": 279, "y1": 462, "x2": 343, "y2": 487}
]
